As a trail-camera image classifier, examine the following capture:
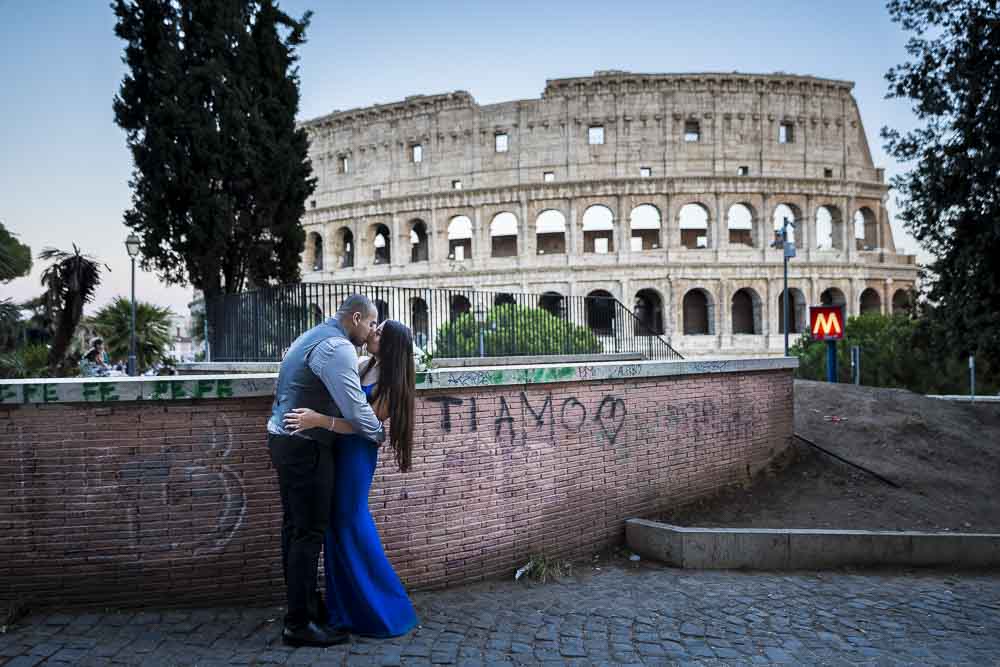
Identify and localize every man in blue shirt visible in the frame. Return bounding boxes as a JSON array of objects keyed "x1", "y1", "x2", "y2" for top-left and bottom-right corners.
[{"x1": 267, "y1": 294, "x2": 385, "y2": 646}]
